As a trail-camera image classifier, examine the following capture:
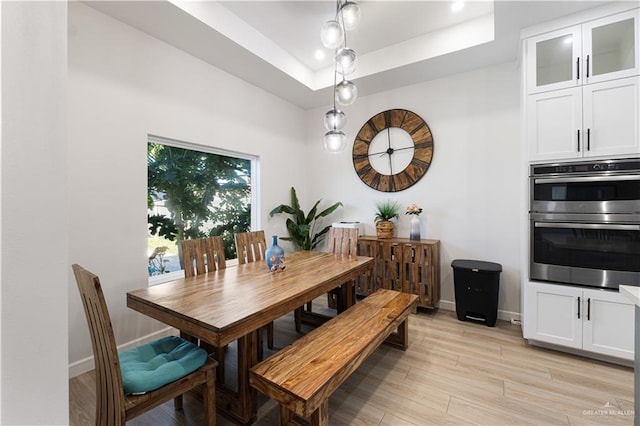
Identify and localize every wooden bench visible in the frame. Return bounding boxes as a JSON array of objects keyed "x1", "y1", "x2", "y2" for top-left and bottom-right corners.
[{"x1": 249, "y1": 288, "x2": 418, "y2": 425}]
